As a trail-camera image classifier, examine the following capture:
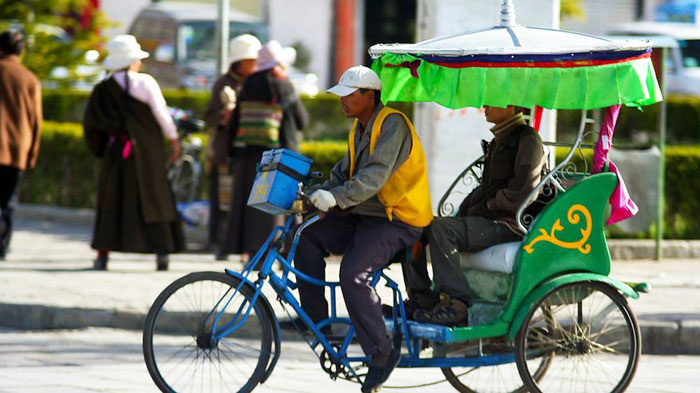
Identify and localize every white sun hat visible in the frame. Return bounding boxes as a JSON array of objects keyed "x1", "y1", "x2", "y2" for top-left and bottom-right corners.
[
  {"x1": 327, "y1": 65, "x2": 381, "y2": 97},
  {"x1": 229, "y1": 34, "x2": 262, "y2": 64},
  {"x1": 103, "y1": 35, "x2": 149, "y2": 71},
  {"x1": 256, "y1": 40, "x2": 296, "y2": 71}
]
